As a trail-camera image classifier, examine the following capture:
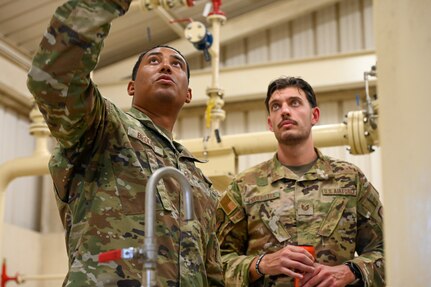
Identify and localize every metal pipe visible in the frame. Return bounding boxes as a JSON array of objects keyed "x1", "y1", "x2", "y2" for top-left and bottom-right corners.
[
  {"x1": 179, "y1": 123, "x2": 349, "y2": 156},
  {"x1": 142, "y1": 167, "x2": 194, "y2": 287},
  {"x1": 0, "y1": 103, "x2": 51, "y2": 266},
  {"x1": 17, "y1": 273, "x2": 65, "y2": 283},
  {"x1": 205, "y1": 4, "x2": 226, "y2": 144}
]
